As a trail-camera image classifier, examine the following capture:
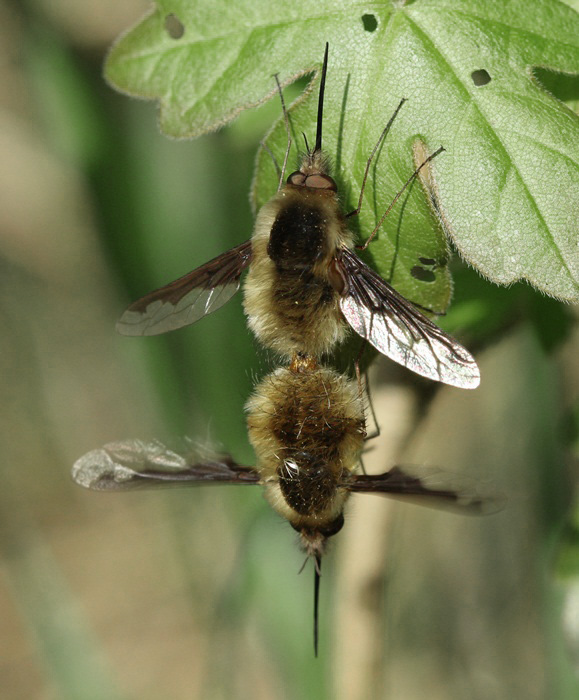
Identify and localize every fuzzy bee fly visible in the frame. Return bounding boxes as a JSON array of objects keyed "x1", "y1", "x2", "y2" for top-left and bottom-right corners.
[{"x1": 116, "y1": 44, "x2": 480, "y2": 390}]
